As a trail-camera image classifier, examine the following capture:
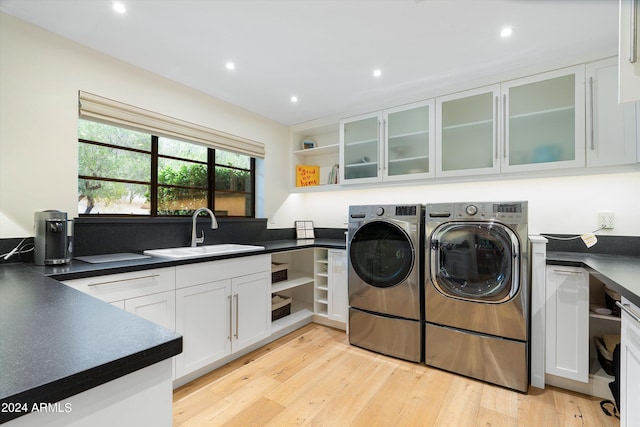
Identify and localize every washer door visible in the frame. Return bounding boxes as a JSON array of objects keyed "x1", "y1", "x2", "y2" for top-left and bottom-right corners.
[
  {"x1": 349, "y1": 220, "x2": 414, "y2": 288},
  {"x1": 430, "y1": 222, "x2": 519, "y2": 303}
]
